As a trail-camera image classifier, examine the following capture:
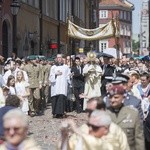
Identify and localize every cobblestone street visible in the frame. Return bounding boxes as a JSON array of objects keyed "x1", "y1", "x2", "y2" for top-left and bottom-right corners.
[{"x1": 28, "y1": 104, "x2": 87, "y2": 150}]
